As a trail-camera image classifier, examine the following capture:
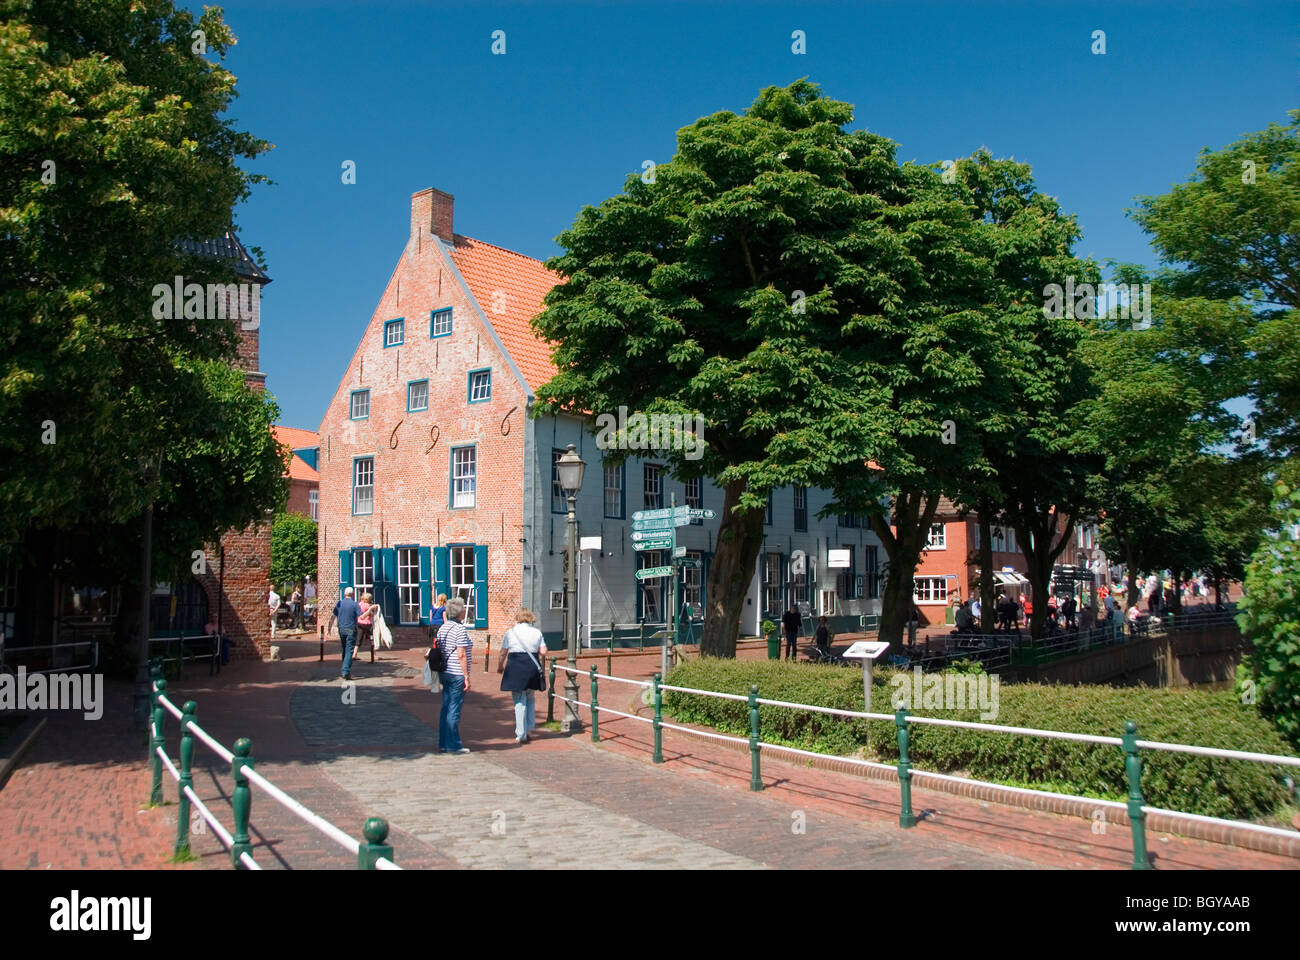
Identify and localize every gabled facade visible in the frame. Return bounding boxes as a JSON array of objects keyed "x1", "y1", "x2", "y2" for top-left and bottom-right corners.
[{"x1": 317, "y1": 189, "x2": 885, "y2": 647}]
